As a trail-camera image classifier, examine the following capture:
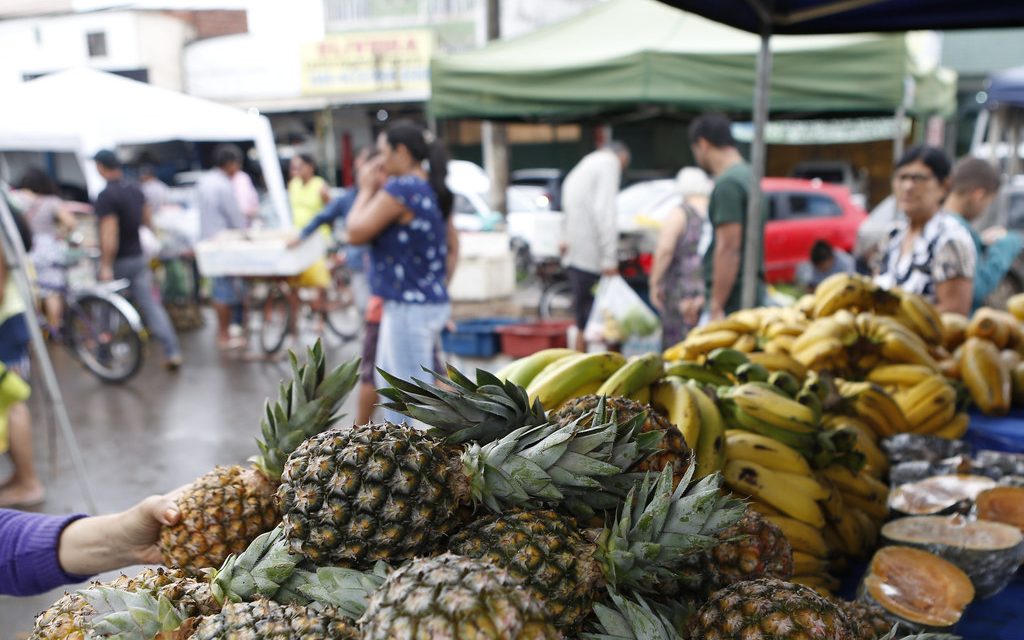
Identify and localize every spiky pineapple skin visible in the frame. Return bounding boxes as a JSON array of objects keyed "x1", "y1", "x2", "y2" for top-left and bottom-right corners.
[
  {"x1": 190, "y1": 599, "x2": 358, "y2": 639},
  {"x1": 31, "y1": 567, "x2": 217, "y2": 640},
  {"x1": 278, "y1": 424, "x2": 464, "y2": 566},
  {"x1": 359, "y1": 553, "x2": 561, "y2": 639},
  {"x1": 692, "y1": 578, "x2": 856, "y2": 640},
  {"x1": 838, "y1": 600, "x2": 899, "y2": 640},
  {"x1": 159, "y1": 465, "x2": 280, "y2": 573},
  {"x1": 448, "y1": 509, "x2": 602, "y2": 629},
  {"x1": 676, "y1": 509, "x2": 793, "y2": 597},
  {"x1": 552, "y1": 395, "x2": 690, "y2": 474}
]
